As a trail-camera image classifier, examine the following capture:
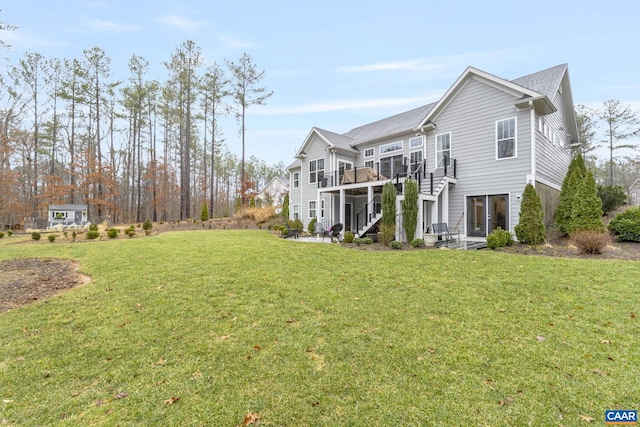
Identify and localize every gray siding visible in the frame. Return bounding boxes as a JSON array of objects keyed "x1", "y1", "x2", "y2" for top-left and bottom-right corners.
[
  {"x1": 535, "y1": 89, "x2": 572, "y2": 189},
  {"x1": 288, "y1": 166, "x2": 301, "y2": 221},
  {"x1": 427, "y1": 77, "x2": 533, "y2": 234}
]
